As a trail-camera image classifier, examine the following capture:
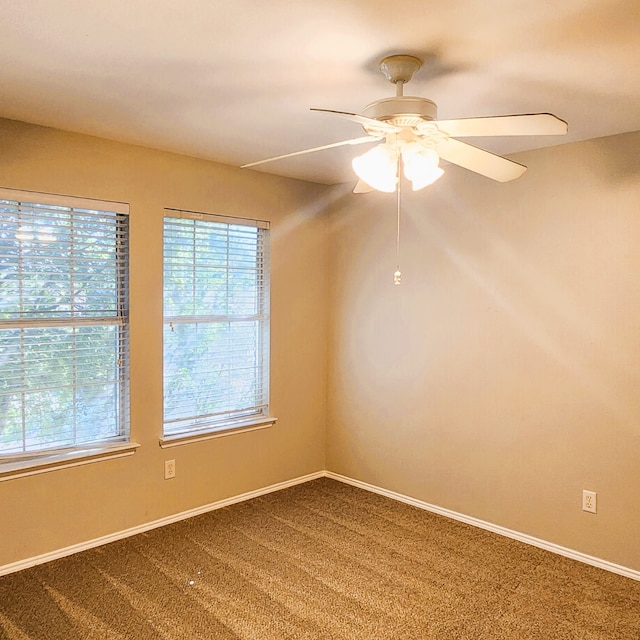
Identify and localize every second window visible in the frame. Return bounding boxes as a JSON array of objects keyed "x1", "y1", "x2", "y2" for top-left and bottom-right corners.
[{"x1": 163, "y1": 210, "x2": 270, "y2": 438}]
